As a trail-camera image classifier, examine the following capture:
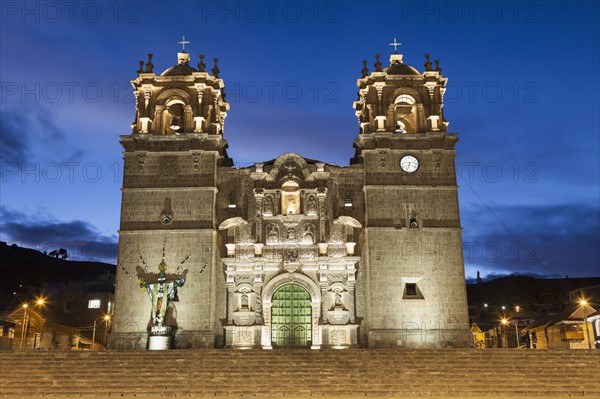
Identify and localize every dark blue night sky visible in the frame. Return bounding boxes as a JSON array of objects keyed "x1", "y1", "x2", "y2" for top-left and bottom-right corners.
[{"x1": 1, "y1": 1, "x2": 598, "y2": 280}]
